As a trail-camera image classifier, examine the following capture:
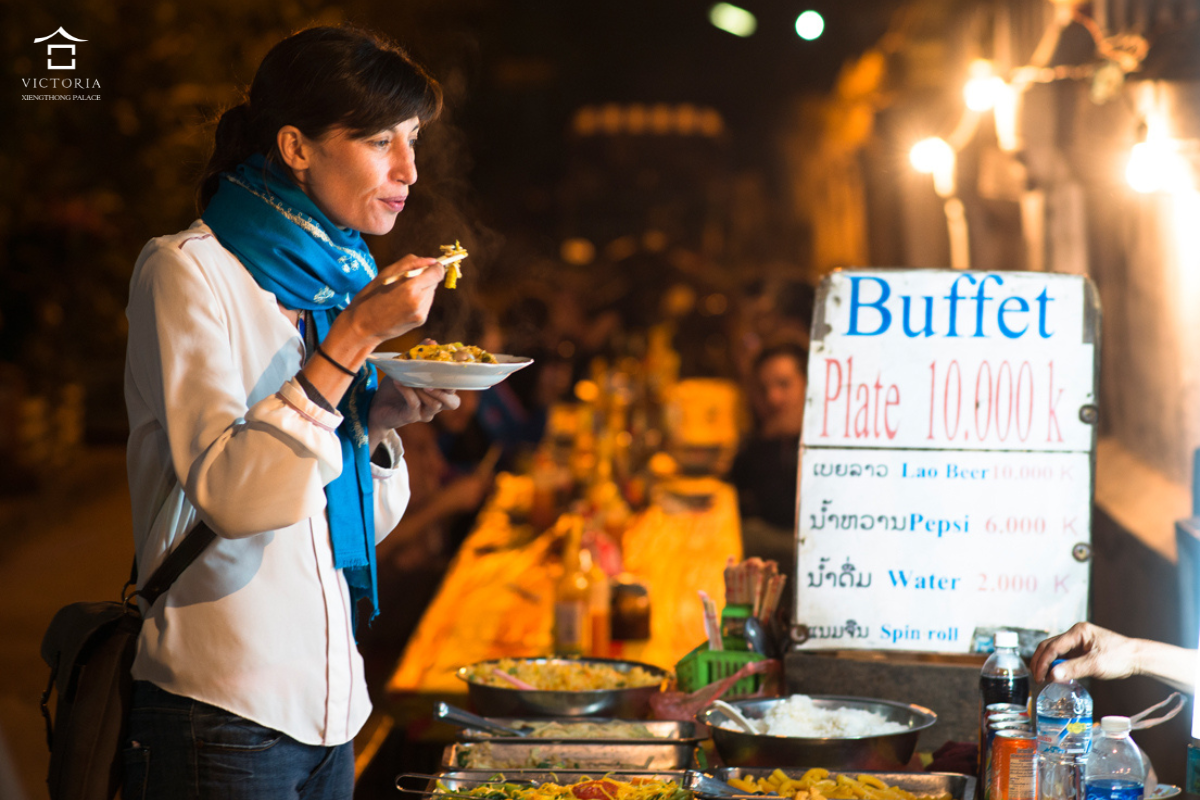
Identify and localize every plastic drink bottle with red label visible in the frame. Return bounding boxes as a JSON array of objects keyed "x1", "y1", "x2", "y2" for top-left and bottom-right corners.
[{"x1": 980, "y1": 631, "x2": 1032, "y2": 783}]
